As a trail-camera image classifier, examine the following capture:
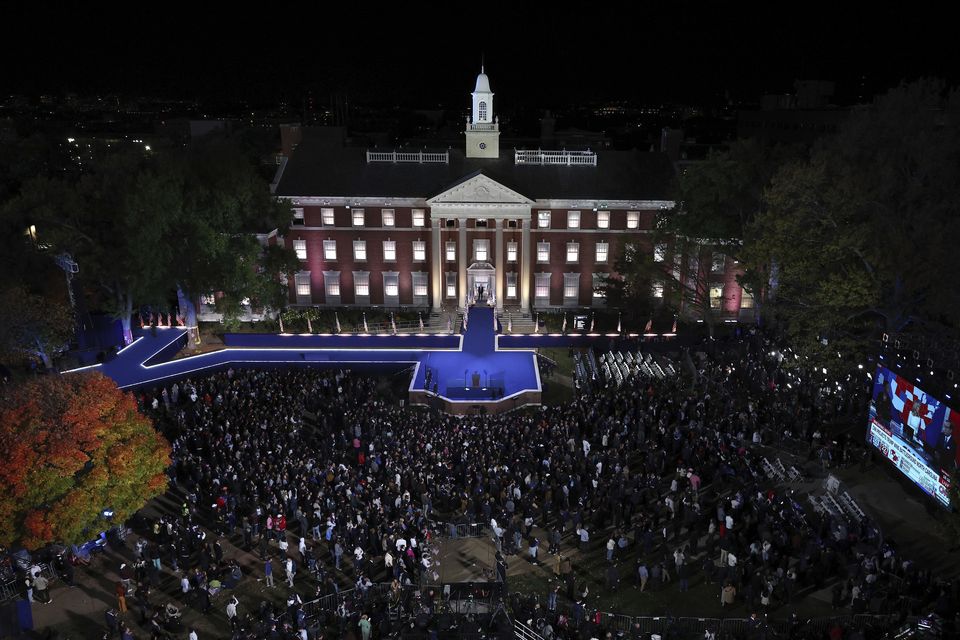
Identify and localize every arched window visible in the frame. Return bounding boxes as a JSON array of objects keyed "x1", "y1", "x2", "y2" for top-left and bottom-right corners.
[{"x1": 478, "y1": 101, "x2": 488, "y2": 121}]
